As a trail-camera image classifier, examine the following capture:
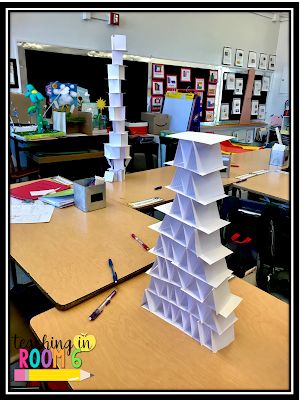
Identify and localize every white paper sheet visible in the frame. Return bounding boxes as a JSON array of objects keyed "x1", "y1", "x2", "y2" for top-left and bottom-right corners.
[{"x1": 10, "y1": 199, "x2": 54, "y2": 224}]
